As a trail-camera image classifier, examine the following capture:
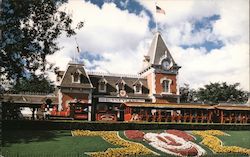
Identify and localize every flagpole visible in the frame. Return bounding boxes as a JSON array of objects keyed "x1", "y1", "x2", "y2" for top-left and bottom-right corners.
[
  {"x1": 74, "y1": 37, "x2": 79, "y2": 63},
  {"x1": 154, "y1": 0, "x2": 158, "y2": 32}
]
